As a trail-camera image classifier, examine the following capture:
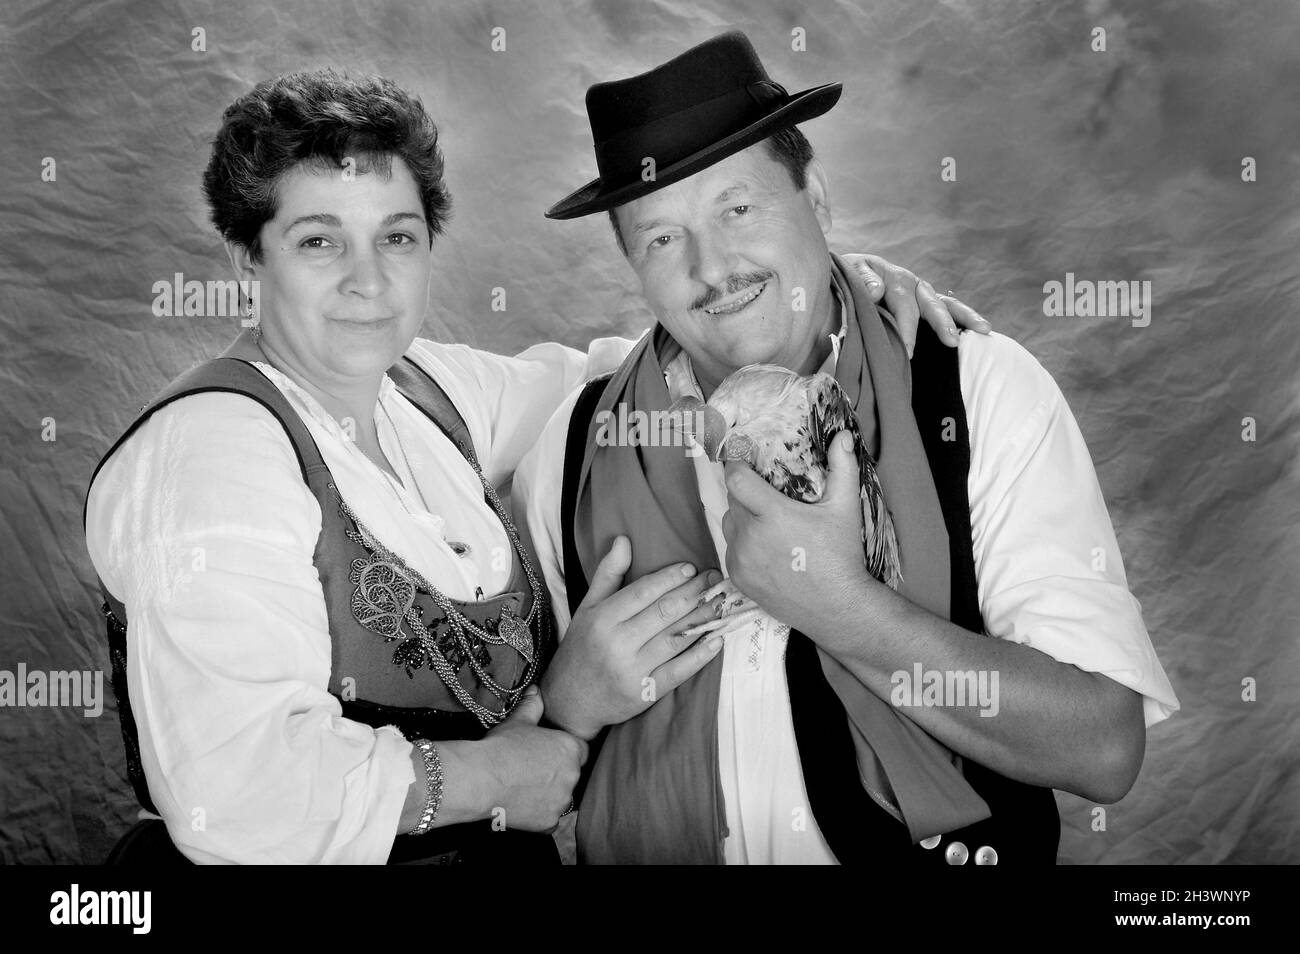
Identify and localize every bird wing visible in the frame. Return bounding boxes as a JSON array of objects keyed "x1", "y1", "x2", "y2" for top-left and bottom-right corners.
[{"x1": 808, "y1": 375, "x2": 903, "y2": 591}]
